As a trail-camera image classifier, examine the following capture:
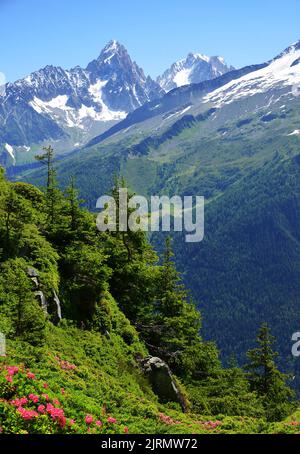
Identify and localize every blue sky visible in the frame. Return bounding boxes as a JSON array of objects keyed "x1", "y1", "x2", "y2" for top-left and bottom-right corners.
[{"x1": 1, "y1": 0, "x2": 300, "y2": 82}]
